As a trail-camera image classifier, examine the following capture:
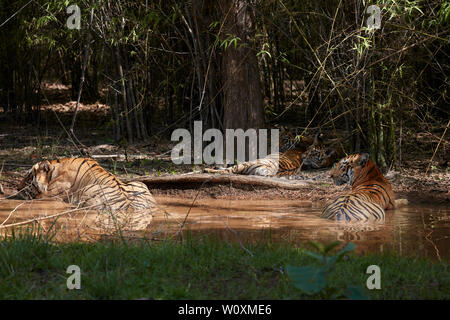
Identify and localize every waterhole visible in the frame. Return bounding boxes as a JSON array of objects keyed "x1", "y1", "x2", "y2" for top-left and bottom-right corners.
[{"x1": 0, "y1": 197, "x2": 448, "y2": 261}]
